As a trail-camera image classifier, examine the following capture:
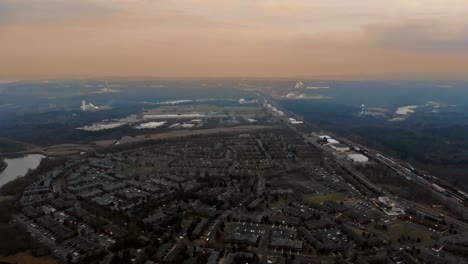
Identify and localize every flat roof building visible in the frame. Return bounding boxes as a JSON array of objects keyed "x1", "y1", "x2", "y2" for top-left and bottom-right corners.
[
  {"x1": 269, "y1": 238, "x2": 303, "y2": 251},
  {"x1": 329, "y1": 144, "x2": 350, "y2": 152},
  {"x1": 348, "y1": 153, "x2": 369, "y2": 163},
  {"x1": 326, "y1": 138, "x2": 340, "y2": 144}
]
